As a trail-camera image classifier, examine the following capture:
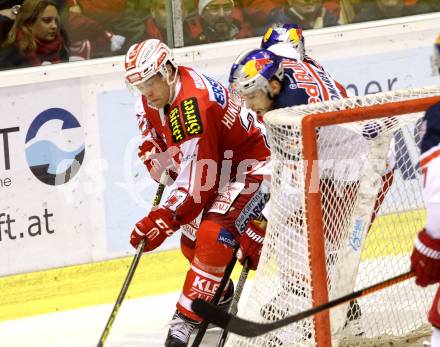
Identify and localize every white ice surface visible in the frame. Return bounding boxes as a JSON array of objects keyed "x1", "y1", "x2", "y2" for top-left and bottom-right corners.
[
  {"x1": 0, "y1": 291, "x2": 214, "y2": 347},
  {"x1": 0, "y1": 284, "x2": 252, "y2": 347}
]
